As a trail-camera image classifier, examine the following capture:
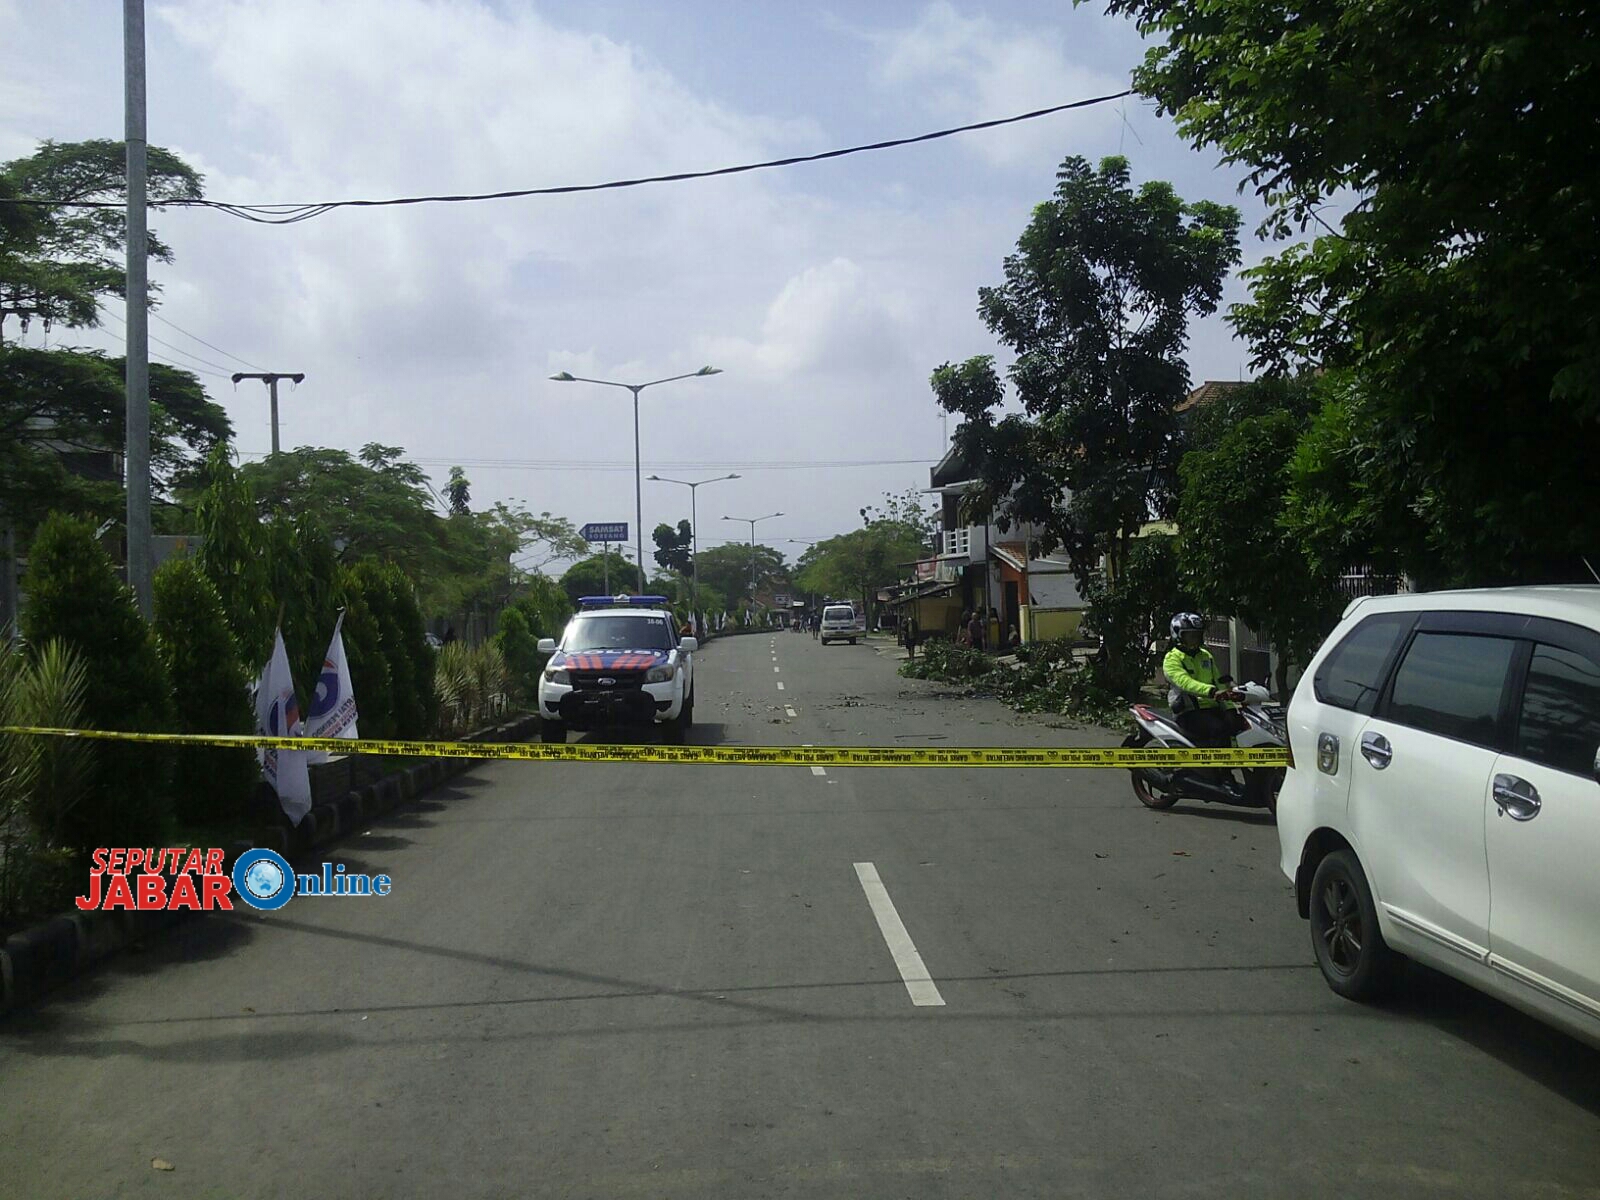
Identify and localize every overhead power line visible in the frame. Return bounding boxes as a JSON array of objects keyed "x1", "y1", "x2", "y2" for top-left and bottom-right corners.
[
  {"x1": 95, "y1": 305, "x2": 228, "y2": 371},
  {"x1": 150, "y1": 310, "x2": 267, "y2": 371},
  {"x1": 1, "y1": 92, "x2": 1132, "y2": 225},
  {"x1": 235, "y1": 452, "x2": 940, "y2": 472}
]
